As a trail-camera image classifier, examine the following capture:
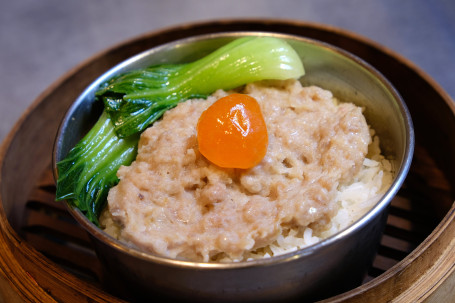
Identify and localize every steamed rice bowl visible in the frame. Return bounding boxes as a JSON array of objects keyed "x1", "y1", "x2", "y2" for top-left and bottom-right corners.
[{"x1": 100, "y1": 79, "x2": 393, "y2": 262}]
